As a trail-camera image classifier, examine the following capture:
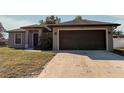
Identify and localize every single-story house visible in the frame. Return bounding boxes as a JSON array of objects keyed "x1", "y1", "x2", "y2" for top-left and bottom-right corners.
[
  {"x1": 7, "y1": 17, "x2": 120, "y2": 51},
  {"x1": 0, "y1": 37, "x2": 8, "y2": 46}
]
